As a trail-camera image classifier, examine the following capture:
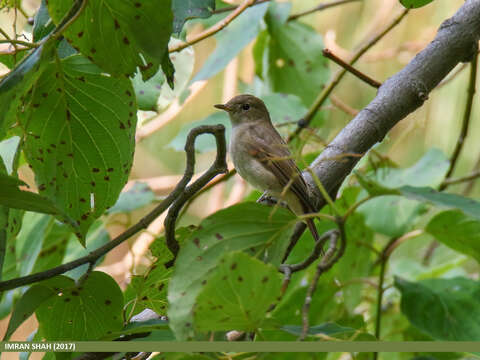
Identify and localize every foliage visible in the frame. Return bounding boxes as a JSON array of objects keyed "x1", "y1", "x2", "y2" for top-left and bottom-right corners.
[{"x1": 0, "y1": 0, "x2": 478, "y2": 359}]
